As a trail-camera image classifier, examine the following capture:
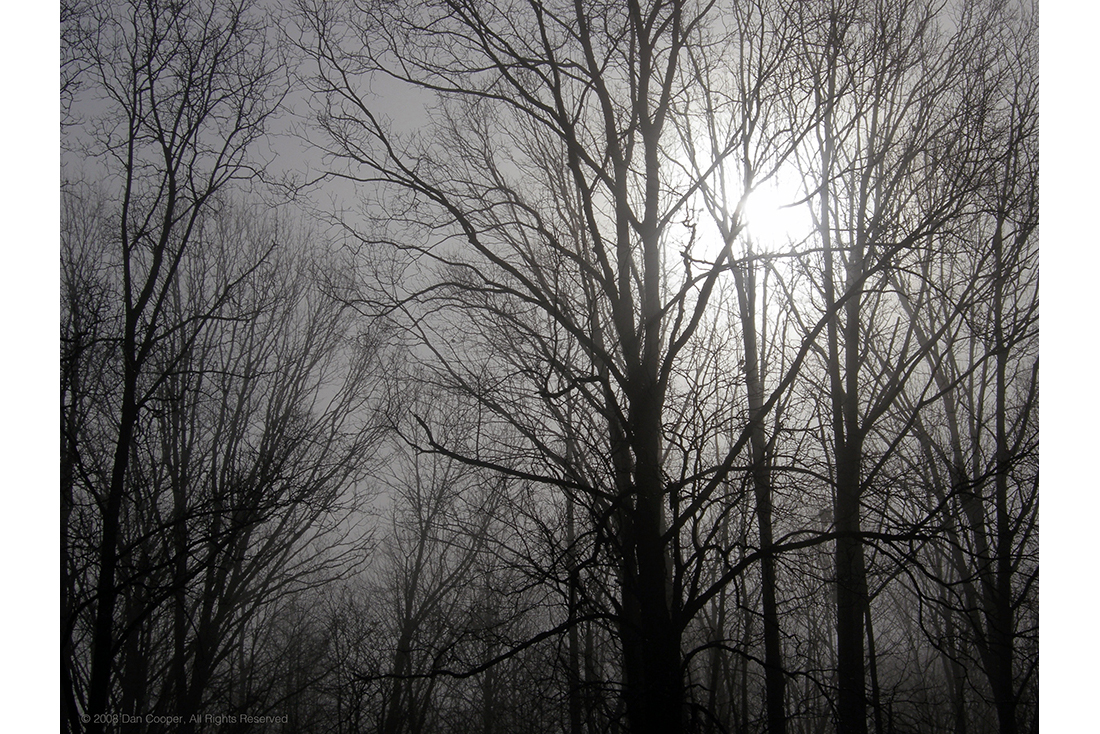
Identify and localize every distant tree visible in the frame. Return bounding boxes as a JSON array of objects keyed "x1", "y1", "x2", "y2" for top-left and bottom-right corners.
[
  {"x1": 59, "y1": 1, "x2": 397, "y2": 730},
  {"x1": 140, "y1": 213, "x2": 385, "y2": 733},
  {"x1": 63, "y1": 1, "x2": 279, "y2": 722},
  {"x1": 62, "y1": 0, "x2": 285, "y2": 722},
  {"x1": 374, "y1": 420, "x2": 505, "y2": 734},
  {"x1": 782, "y1": 2, "x2": 1022, "y2": 730},
  {"x1": 62, "y1": 184, "x2": 117, "y2": 733},
  {"x1": 62, "y1": 187, "x2": 388, "y2": 732},
  {"x1": 896, "y1": 7, "x2": 1038, "y2": 732}
]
